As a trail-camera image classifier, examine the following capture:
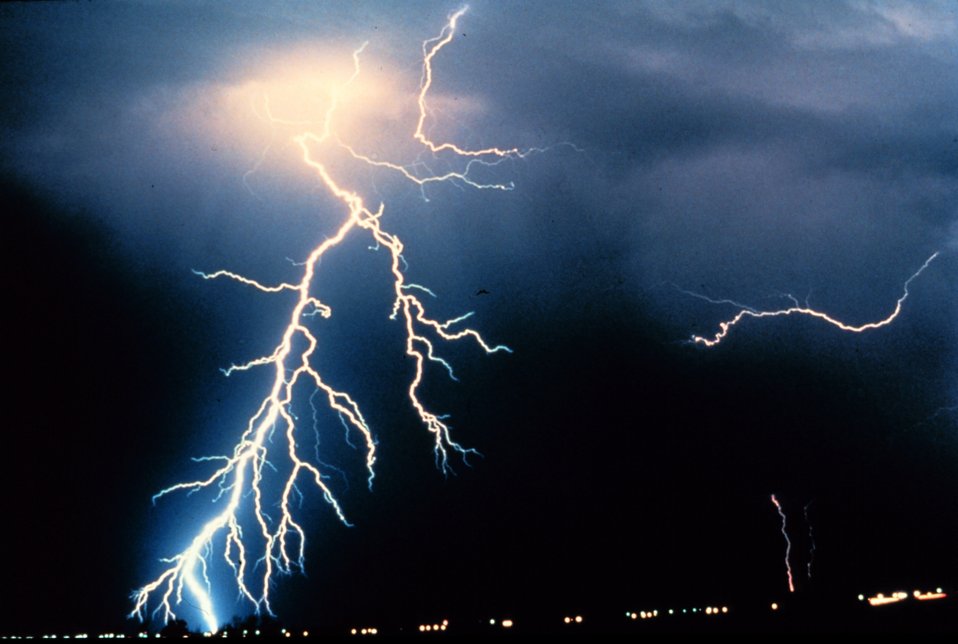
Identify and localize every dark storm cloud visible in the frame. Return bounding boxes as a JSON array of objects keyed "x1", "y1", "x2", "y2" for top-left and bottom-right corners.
[
  {"x1": 1, "y1": 0, "x2": 954, "y2": 448},
  {"x1": 2, "y1": 0, "x2": 954, "y2": 476},
  {"x1": 0, "y1": 1, "x2": 382, "y2": 120},
  {"x1": 1, "y1": 3, "x2": 248, "y2": 124},
  {"x1": 486, "y1": 1, "x2": 958, "y2": 321},
  {"x1": 4, "y1": 1, "x2": 955, "y2": 280}
]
